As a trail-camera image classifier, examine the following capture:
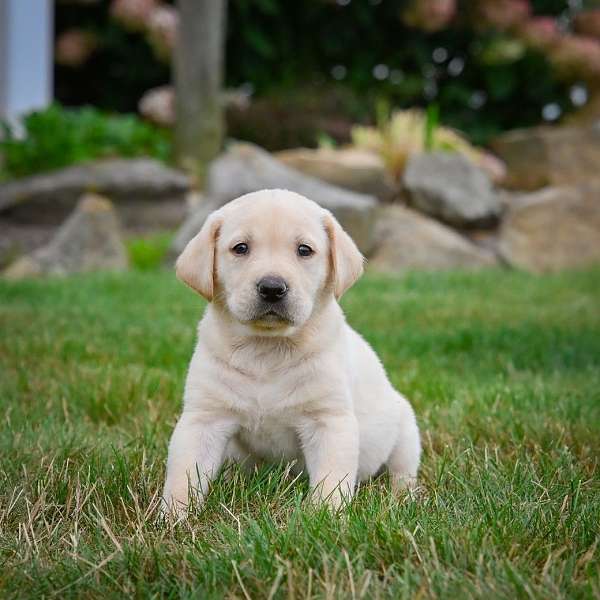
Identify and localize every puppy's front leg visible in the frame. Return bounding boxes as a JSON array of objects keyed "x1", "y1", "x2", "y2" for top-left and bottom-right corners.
[
  {"x1": 162, "y1": 411, "x2": 237, "y2": 515},
  {"x1": 299, "y1": 412, "x2": 359, "y2": 509}
]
